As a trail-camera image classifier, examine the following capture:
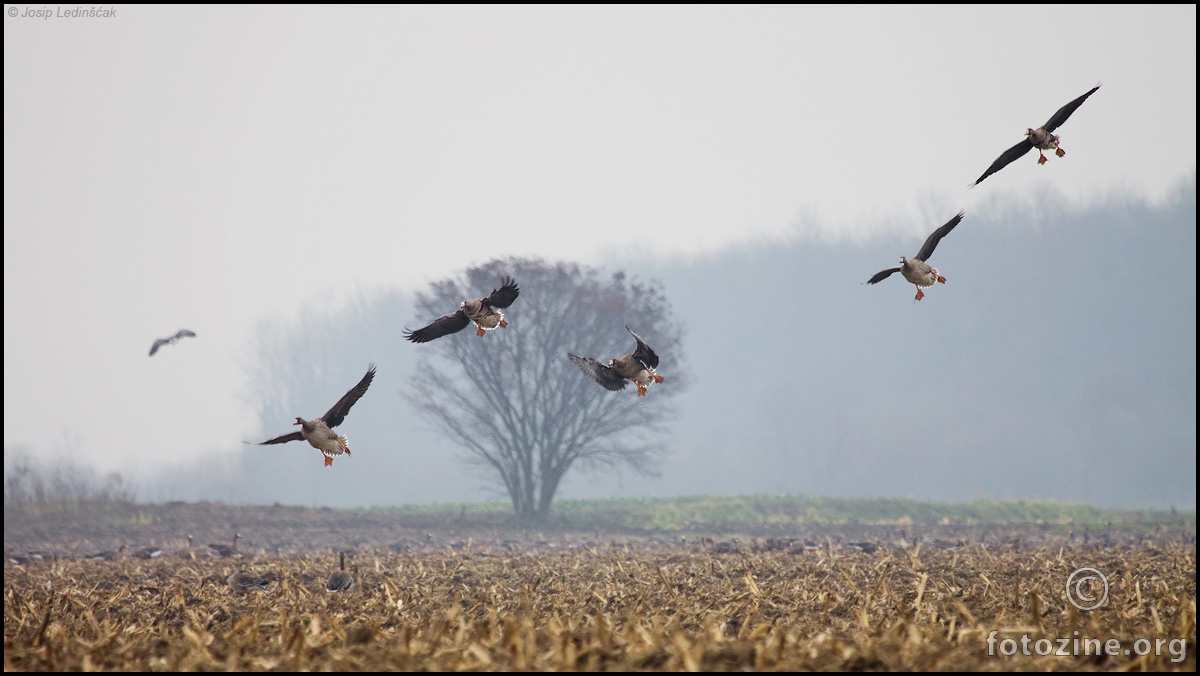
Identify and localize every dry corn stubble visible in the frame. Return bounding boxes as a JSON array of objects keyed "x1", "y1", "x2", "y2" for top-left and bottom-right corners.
[{"x1": 3, "y1": 543, "x2": 1195, "y2": 671}]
